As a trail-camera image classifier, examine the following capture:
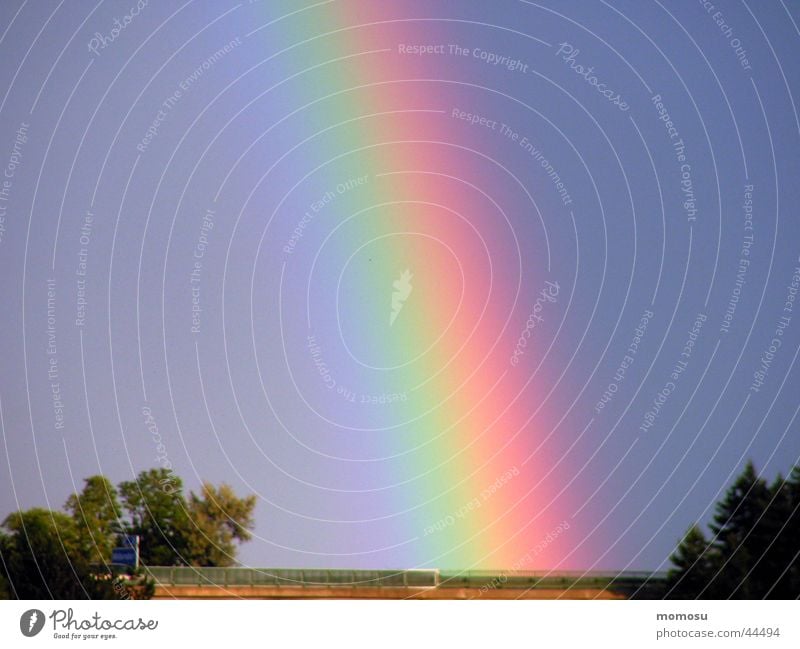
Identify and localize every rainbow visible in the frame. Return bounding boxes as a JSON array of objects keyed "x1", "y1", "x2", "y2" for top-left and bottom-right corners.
[{"x1": 242, "y1": 1, "x2": 581, "y2": 570}]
